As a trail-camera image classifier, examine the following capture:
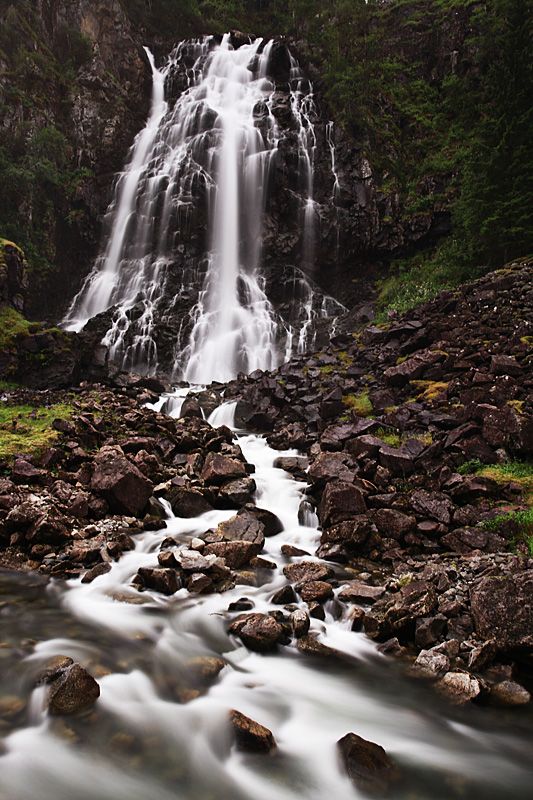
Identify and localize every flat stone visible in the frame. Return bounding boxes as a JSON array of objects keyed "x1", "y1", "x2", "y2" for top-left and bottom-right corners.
[{"x1": 338, "y1": 581, "x2": 385, "y2": 604}]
